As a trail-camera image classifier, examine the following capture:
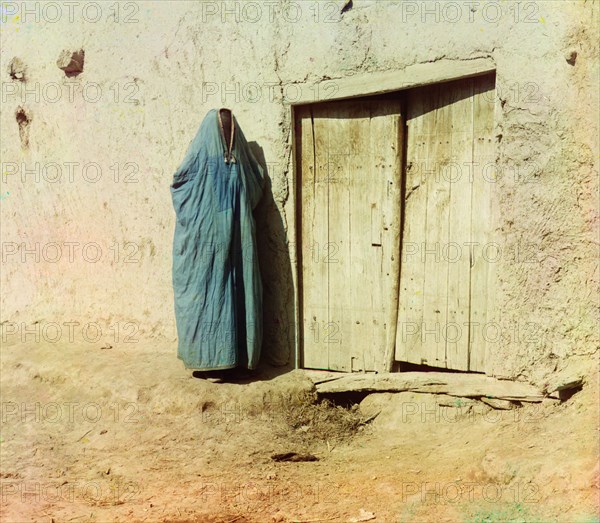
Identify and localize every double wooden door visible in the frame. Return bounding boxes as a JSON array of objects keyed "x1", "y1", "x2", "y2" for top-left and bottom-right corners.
[{"x1": 296, "y1": 75, "x2": 495, "y2": 372}]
